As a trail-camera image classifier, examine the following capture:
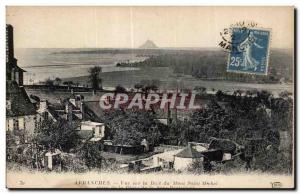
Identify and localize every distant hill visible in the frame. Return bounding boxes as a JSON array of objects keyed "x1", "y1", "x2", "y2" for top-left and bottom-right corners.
[{"x1": 138, "y1": 40, "x2": 158, "y2": 49}]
